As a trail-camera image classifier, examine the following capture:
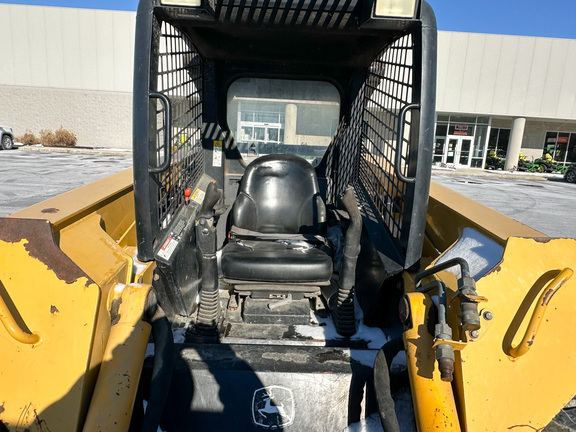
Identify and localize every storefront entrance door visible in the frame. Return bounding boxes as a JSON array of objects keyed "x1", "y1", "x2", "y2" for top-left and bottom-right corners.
[{"x1": 446, "y1": 136, "x2": 473, "y2": 168}]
